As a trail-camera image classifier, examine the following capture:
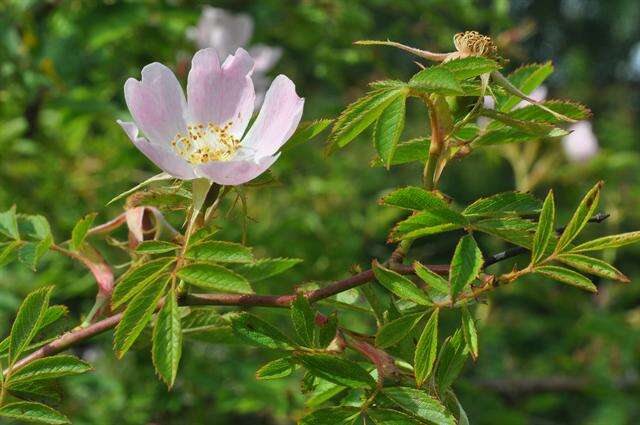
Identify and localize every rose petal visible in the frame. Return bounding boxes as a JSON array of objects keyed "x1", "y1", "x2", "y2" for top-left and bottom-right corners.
[
  {"x1": 190, "y1": 7, "x2": 253, "y2": 54},
  {"x1": 241, "y1": 75, "x2": 304, "y2": 157},
  {"x1": 562, "y1": 121, "x2": 599, "y2": 162},
  {"x1": 124, "y1": 62, "x2": 187, "y2": 147},
  {"x1": 118, "y1": 120, "x2": 196, "y2": 179},
  {"x1": 196, "y1": 154, "x2": 279, "y2": 185},
  {"x1": 187, "y1": 47, "x2": 255, "y2": 138},
  {"x1": 249, "y1": 45, "x2": 283, "y2": 72}
]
